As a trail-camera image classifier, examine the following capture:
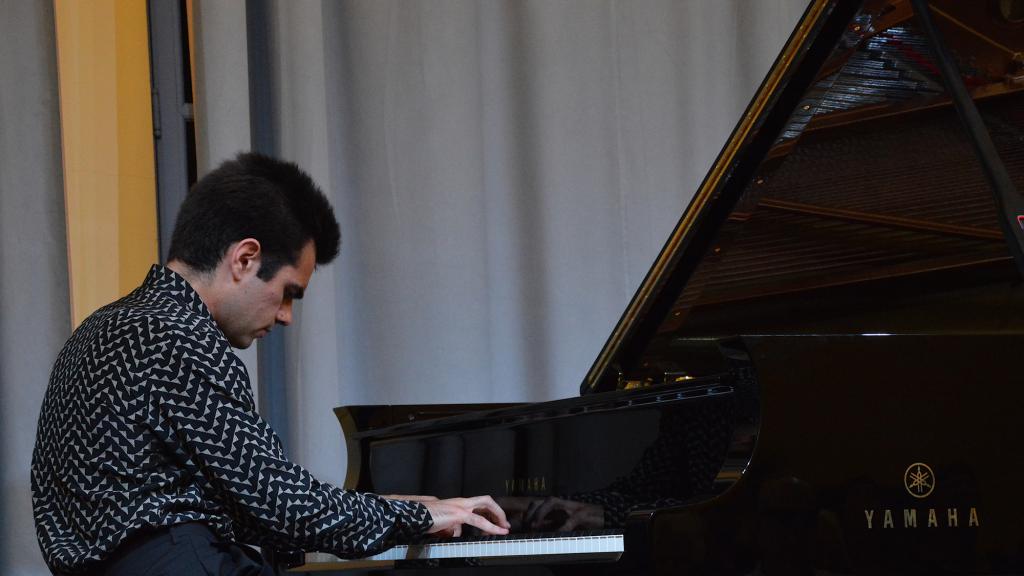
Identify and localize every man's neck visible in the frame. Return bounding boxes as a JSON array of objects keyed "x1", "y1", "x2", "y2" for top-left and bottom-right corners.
[{"x1": 166, "y1": 260, "x2": 219, "y2": 318}]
